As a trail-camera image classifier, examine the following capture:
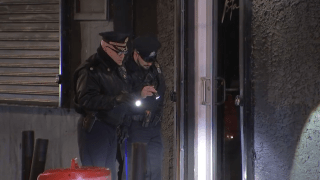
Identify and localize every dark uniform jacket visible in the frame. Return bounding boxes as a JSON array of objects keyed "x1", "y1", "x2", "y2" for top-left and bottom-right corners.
[
  {"x1": 73, "y1": 46, "x2": 131, "y2": 126},
  {"x1": 125, "y1": 57, "x2": 166, "y2": 125}
]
